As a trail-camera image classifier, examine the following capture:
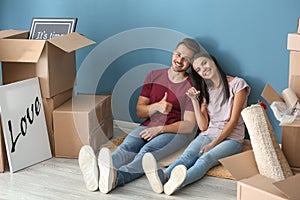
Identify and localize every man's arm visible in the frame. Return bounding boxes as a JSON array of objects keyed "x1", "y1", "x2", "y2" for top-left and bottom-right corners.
[{"x1": 136, "y1": 93, "x2": 172, "y2": 118}]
